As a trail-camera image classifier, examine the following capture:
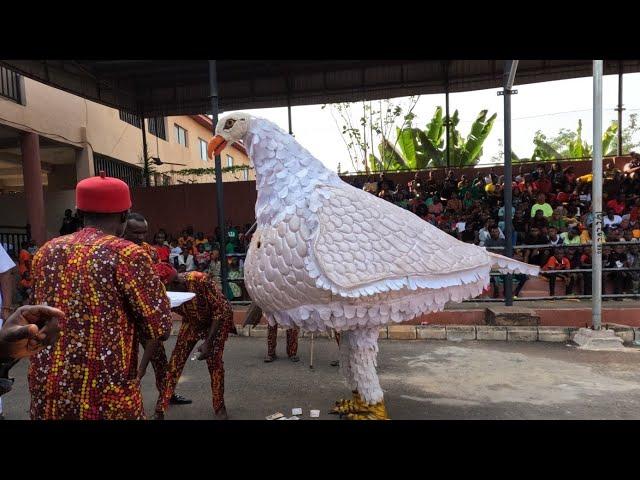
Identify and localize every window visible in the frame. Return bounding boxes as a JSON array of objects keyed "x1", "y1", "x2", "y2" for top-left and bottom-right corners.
[
  {"x1": 119, "y1": 110, "x2": 142, "y2": 129},
  {"x1": 227, "y1": 154, "x2": 234, "y2": 168},
  {"x1": 242, "y1": 167, "x2": 249, "y2": 181},
  {"x1": 93, "y1": 154, "x2": 143, "y2": 187},
  {"x1": 0, "y1": 66, "x2": 22, "y2": 104},
  {"x1": 199, "y1": 138, "x2": 208, "y2": 161},
  {"x1": 148, "y1": 117, "x2": 166, "y2": 140},
  {"x1": 174, "y1": 124, "x2": 188, "y2": 147}
]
